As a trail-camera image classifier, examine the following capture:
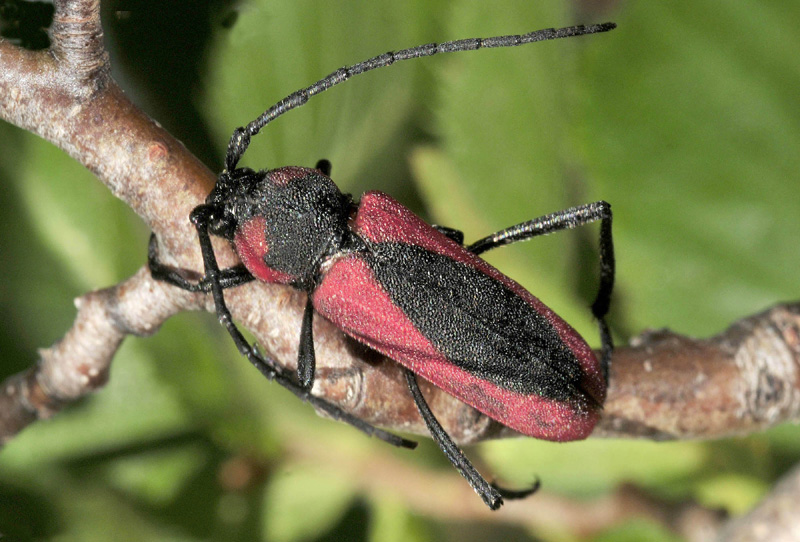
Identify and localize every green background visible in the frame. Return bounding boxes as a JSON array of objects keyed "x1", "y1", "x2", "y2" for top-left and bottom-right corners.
[{"x1": 1, "y1": 1, "x2": 798, "y2": 540}]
